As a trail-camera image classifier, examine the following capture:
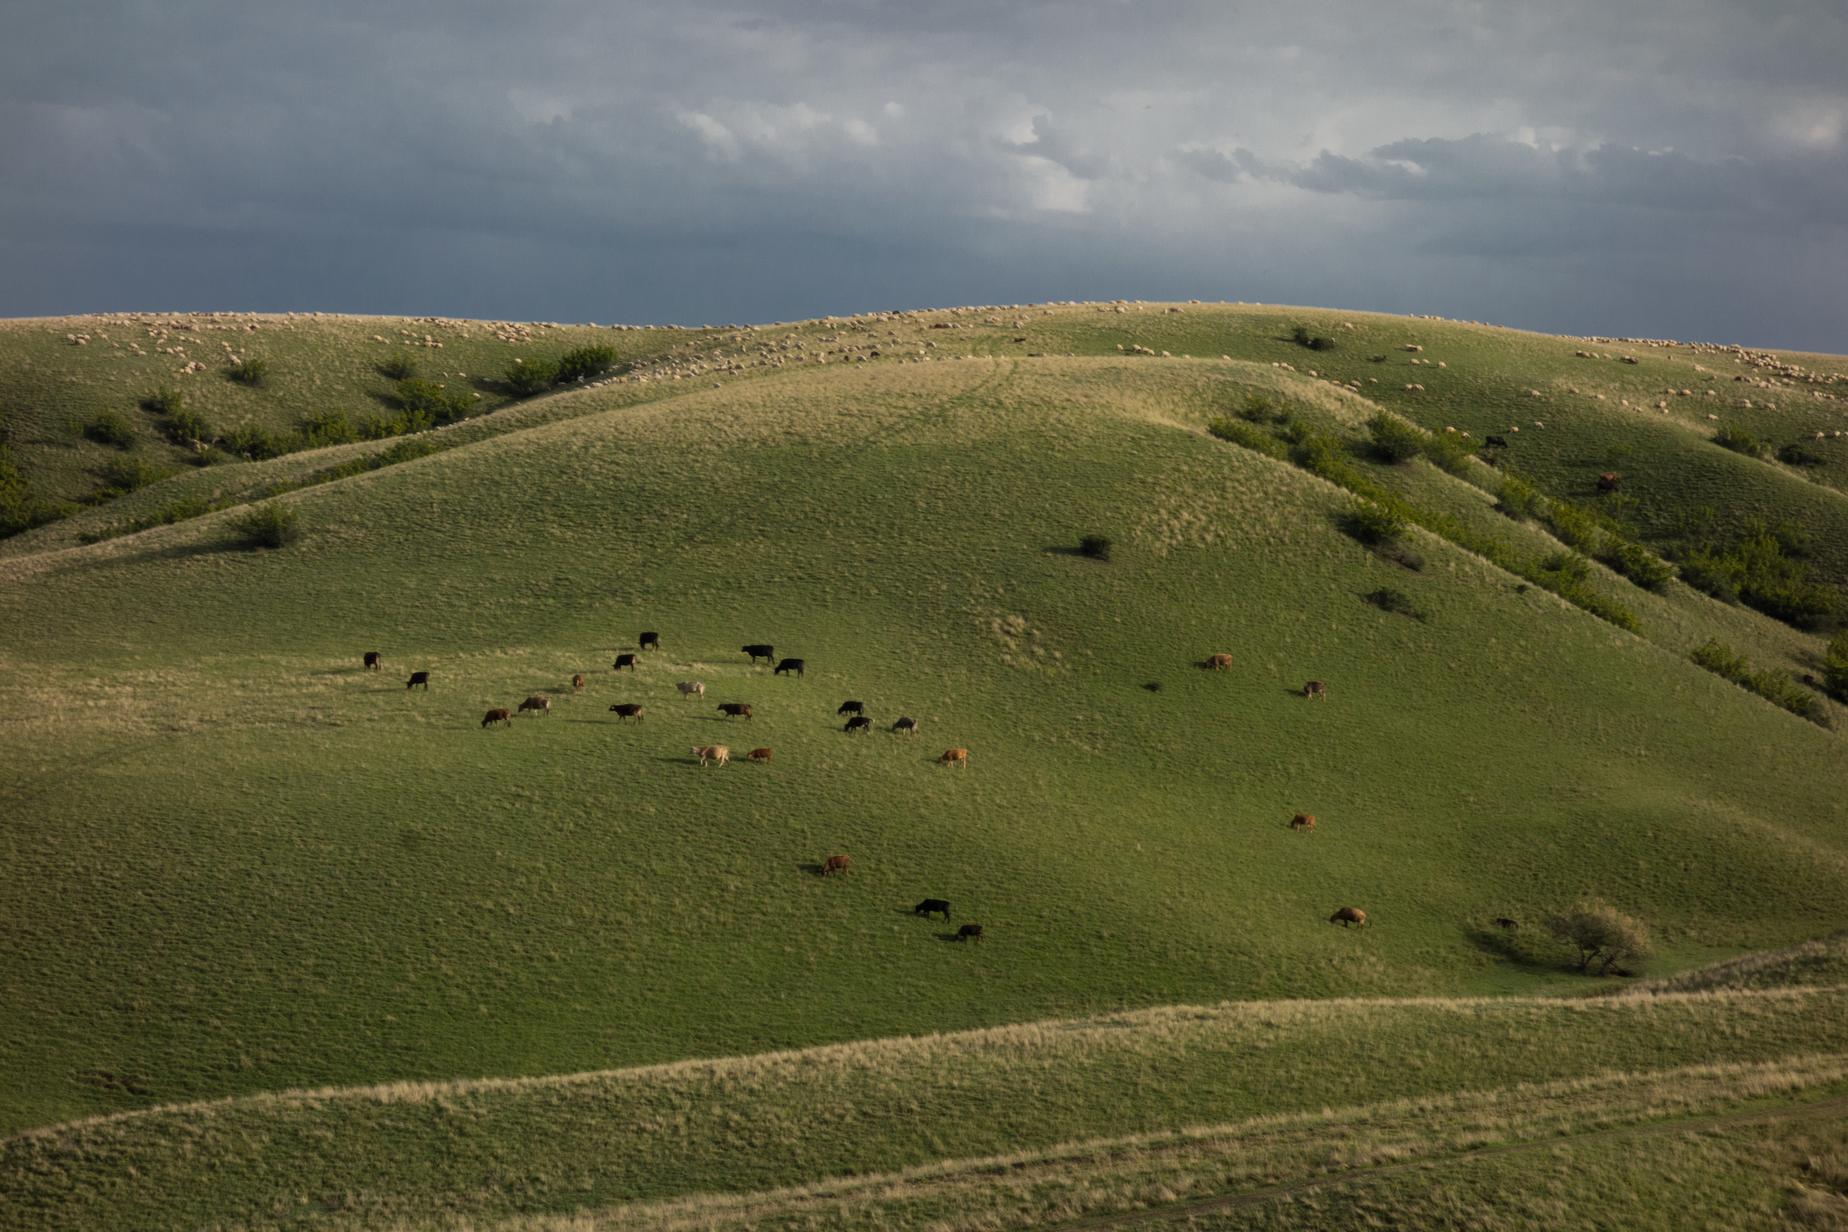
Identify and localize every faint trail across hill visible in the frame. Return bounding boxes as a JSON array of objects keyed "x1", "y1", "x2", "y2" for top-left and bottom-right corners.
[{"x1": 1049, "y1": 1091, "x2": 1848, "y2": 1229}]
